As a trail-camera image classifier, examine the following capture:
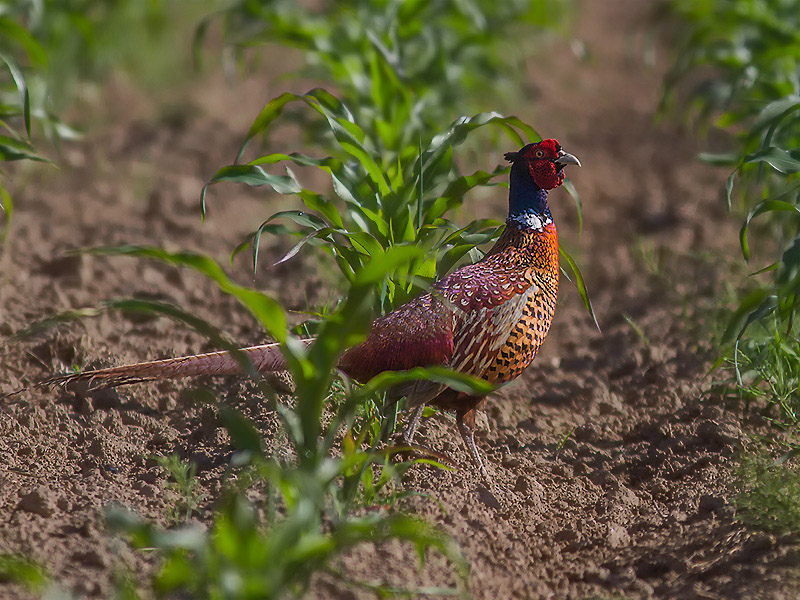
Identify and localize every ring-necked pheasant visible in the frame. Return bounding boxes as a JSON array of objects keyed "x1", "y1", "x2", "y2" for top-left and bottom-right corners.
[{"x1": 36, "y1": 139, "x2": 580, "y2": 478}]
